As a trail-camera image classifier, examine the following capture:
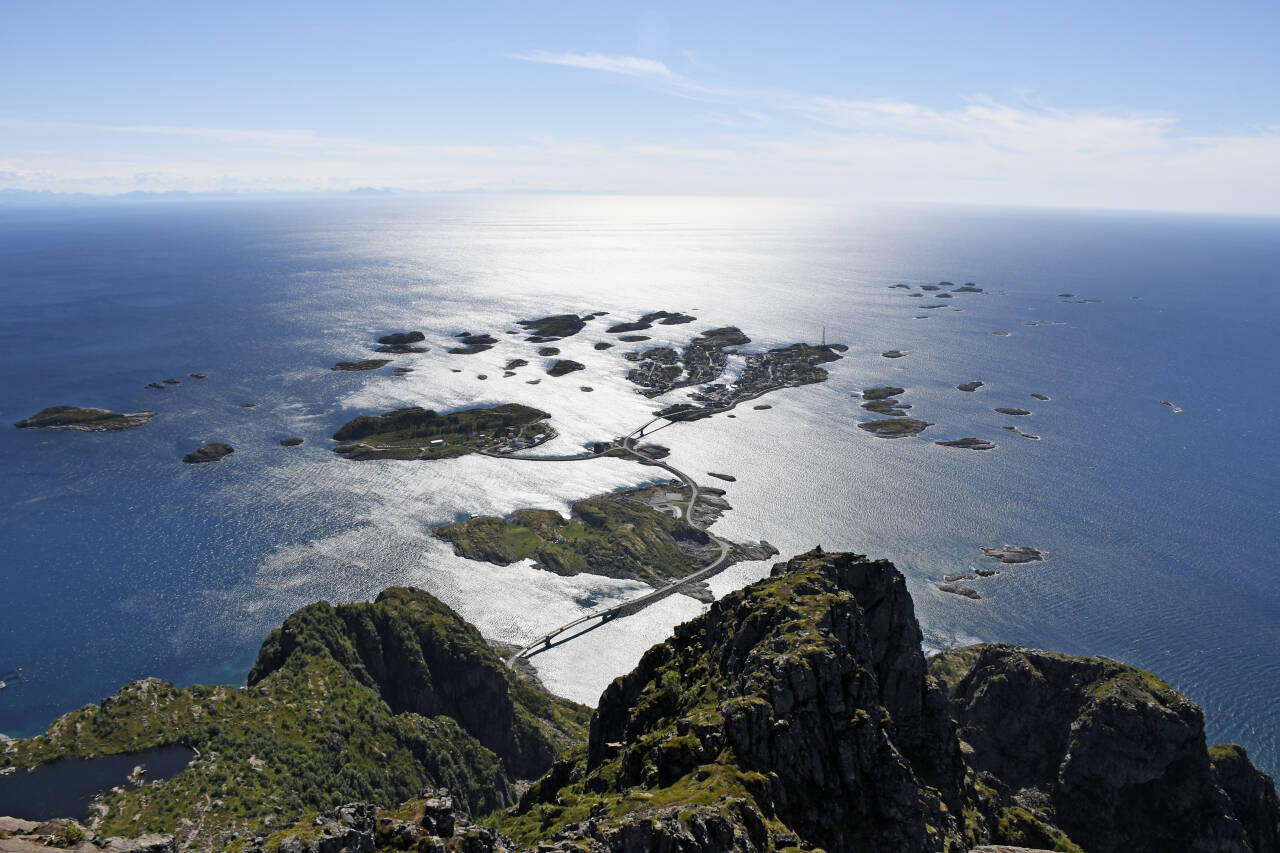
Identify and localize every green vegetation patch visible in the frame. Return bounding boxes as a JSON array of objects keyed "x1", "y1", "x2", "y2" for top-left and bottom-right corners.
[
  {"x1": 331, "y1": 403, "x2": 550, "y2": 460},
  {"x1": 862, "y1": 386, "x2": 906, "y2": 400},
  {"x1": 435, "y1": 488, "x2": 710, "y2": 585},
  {"x1": 858, "y1": 417, "x2": 932, "y2": 438},
  {"x1": 4, "y1": 587, "x2": 589, "y2": 849}
]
